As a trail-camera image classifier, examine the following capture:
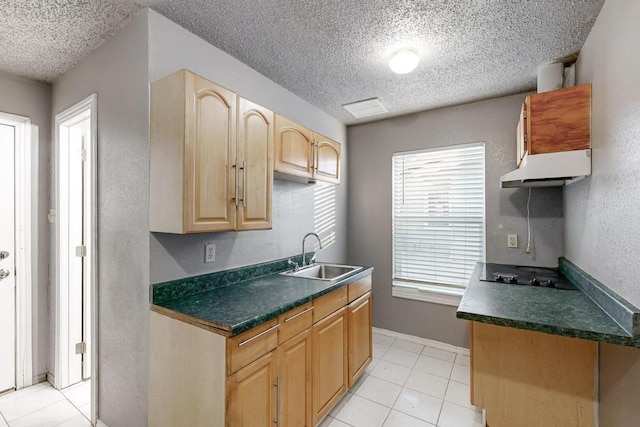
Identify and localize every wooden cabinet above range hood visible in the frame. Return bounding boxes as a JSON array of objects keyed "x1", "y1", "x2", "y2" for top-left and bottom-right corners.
[{"x1": 502, "y1": 84, "x2": 592, "y2": 188}]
